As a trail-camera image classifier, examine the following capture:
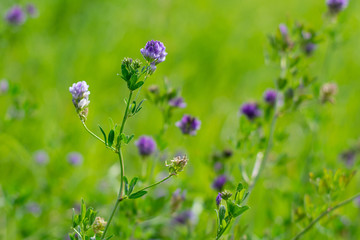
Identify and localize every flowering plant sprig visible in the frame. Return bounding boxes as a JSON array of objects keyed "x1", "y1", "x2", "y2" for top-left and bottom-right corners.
[{"x1": 68, "y1": 40, "x2": 189, "y2": 239}]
